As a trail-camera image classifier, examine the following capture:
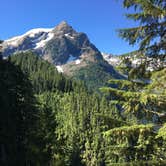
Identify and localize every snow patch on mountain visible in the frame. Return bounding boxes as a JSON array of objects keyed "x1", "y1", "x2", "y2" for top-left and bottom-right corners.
[
  {"x1": 75, "y1": 59, "x2": 81, "y2": 64},
  {"x1": 102, "y1": 53, "x2": 121, "y2": 66},
  {"x1": 66, "y1": 54, "x2": 81, "y2": 65},
  {"x1": 25, "y1": 28, "x2": 53, "y2": 36},
  {"x1": 5, "y1": 36, "x2": 23, "y2": 47},
  {"x1": 56, "y1": 65, "x2": 63, "y2": 73},
  {"x1": 102, "y1": 52, "x2": 166, "y2": 71},
  {"x1": 64, "y1": 33, "x2": 74, "y2": 39},
  {"x1": 132, "y1": 59, "x2": 142, "y2": 67},
  {"x1": 5, "y1": 28, "x2": 53, "y2": 47},
  {"x1": 35, "y1": 32, "x2": 54, "y2": 49},
  {"x1": 67, "y1": 54, "x2": 77, "y2": 63}
]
